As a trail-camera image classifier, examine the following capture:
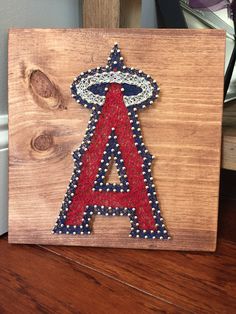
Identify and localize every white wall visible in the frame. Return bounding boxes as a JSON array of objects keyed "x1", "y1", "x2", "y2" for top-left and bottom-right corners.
[{"x1": 141, "y1": 0, "x2": 157, "y2": 28}]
